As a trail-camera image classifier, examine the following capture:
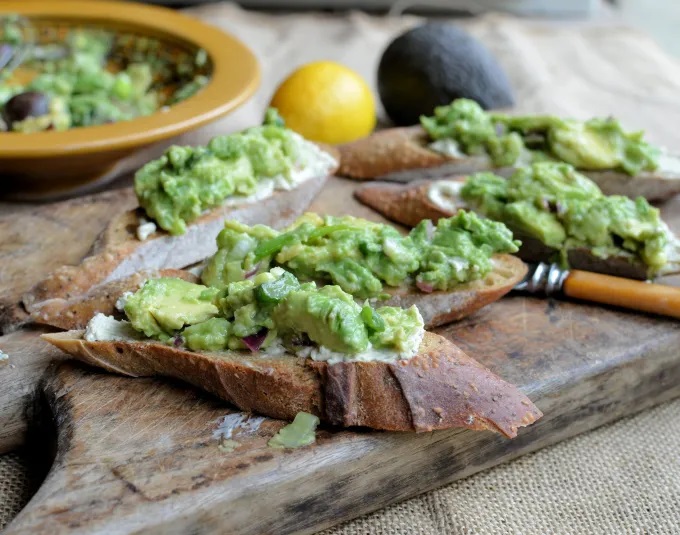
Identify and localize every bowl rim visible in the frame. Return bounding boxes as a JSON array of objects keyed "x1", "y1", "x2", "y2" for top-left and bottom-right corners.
[{"x1": 0, "y1": 0, "x2": 260, "y2": 158}]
